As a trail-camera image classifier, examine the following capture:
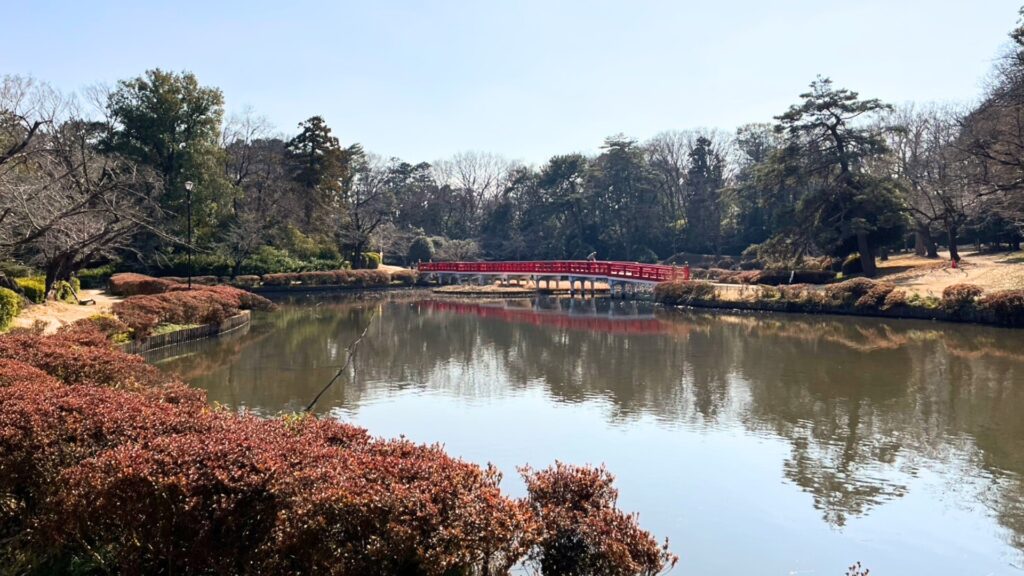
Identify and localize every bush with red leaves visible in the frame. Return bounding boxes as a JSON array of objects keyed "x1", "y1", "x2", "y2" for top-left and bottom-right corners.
[
  {"x1": 0, "y1": 331, "x2": 169, "y2": 389},
  {"x1": 113, "y1": 285, "x2": 274, "y2": 338},
  {"x1": 0, "y1": 329, "x2": 674, "y2": 575},
  {"x1": 521, "y1": 462, "x2": 677, "y2": 576},
  {"x1": 108, "y1": 273, "x2": 180, "y2": 296},
  {"x1": 258, "y1": 269, "x2": 393, "y2": 289}
]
